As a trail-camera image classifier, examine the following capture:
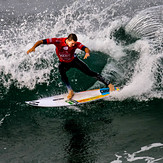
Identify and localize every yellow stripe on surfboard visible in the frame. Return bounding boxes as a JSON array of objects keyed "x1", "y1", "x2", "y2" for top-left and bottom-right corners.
[{"x1": 77, "y1": 94, "x2": 109, "y2": 103}]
